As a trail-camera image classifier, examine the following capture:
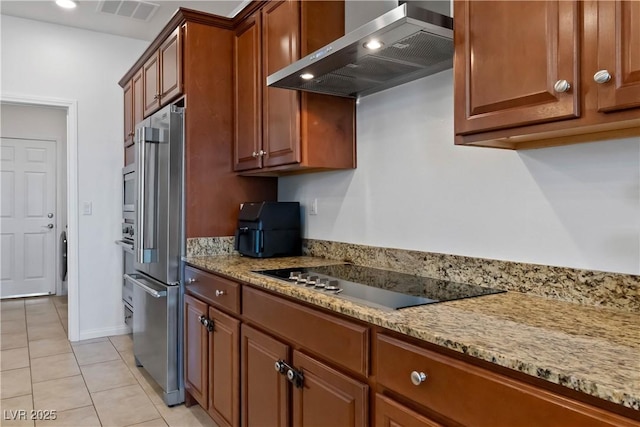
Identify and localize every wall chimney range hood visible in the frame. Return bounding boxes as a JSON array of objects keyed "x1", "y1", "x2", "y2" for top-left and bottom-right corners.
[{"x1": 266, "y1": 2, "x2": 453, "y2": 99}]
